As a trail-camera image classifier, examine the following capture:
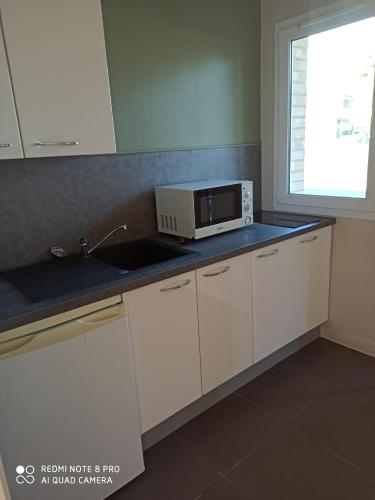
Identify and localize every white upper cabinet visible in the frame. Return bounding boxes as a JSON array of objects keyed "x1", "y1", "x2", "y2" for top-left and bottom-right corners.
[
  {"x1": 0, "y1": 24, "x2": 22, "y2": 159},
  {"x1": 0, "y1": 0, "x2": 116, "y2": 158},
  {"x1": 253, "y1": 227, "x2": 332, "y2": 363},
  {"x1": 196, "y1": 254, "x2": 253, "y2": 394}
]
